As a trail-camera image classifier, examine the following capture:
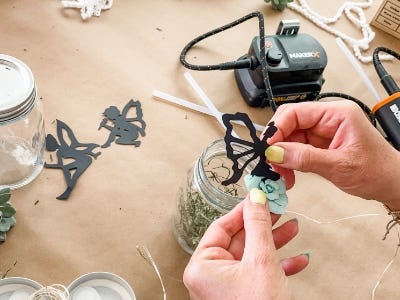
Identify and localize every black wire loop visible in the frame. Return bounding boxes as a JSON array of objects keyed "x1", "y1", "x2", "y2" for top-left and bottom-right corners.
[{"x1": 179, "y1": 11, "x2": 274, "y2": 103}]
